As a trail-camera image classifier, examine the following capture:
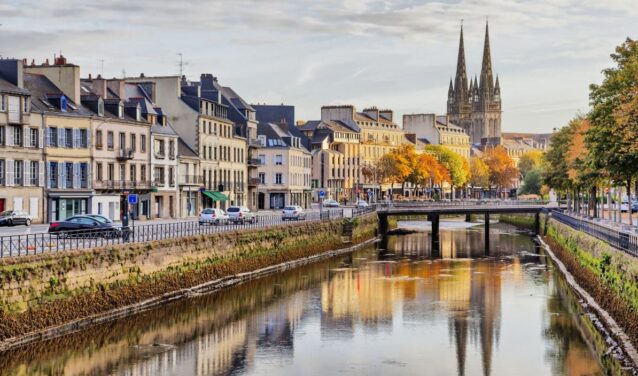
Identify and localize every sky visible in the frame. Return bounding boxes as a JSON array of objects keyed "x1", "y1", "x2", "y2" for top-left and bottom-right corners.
[{"x1": 0, "y1": 0, "x2": 636, "y2": 133}]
